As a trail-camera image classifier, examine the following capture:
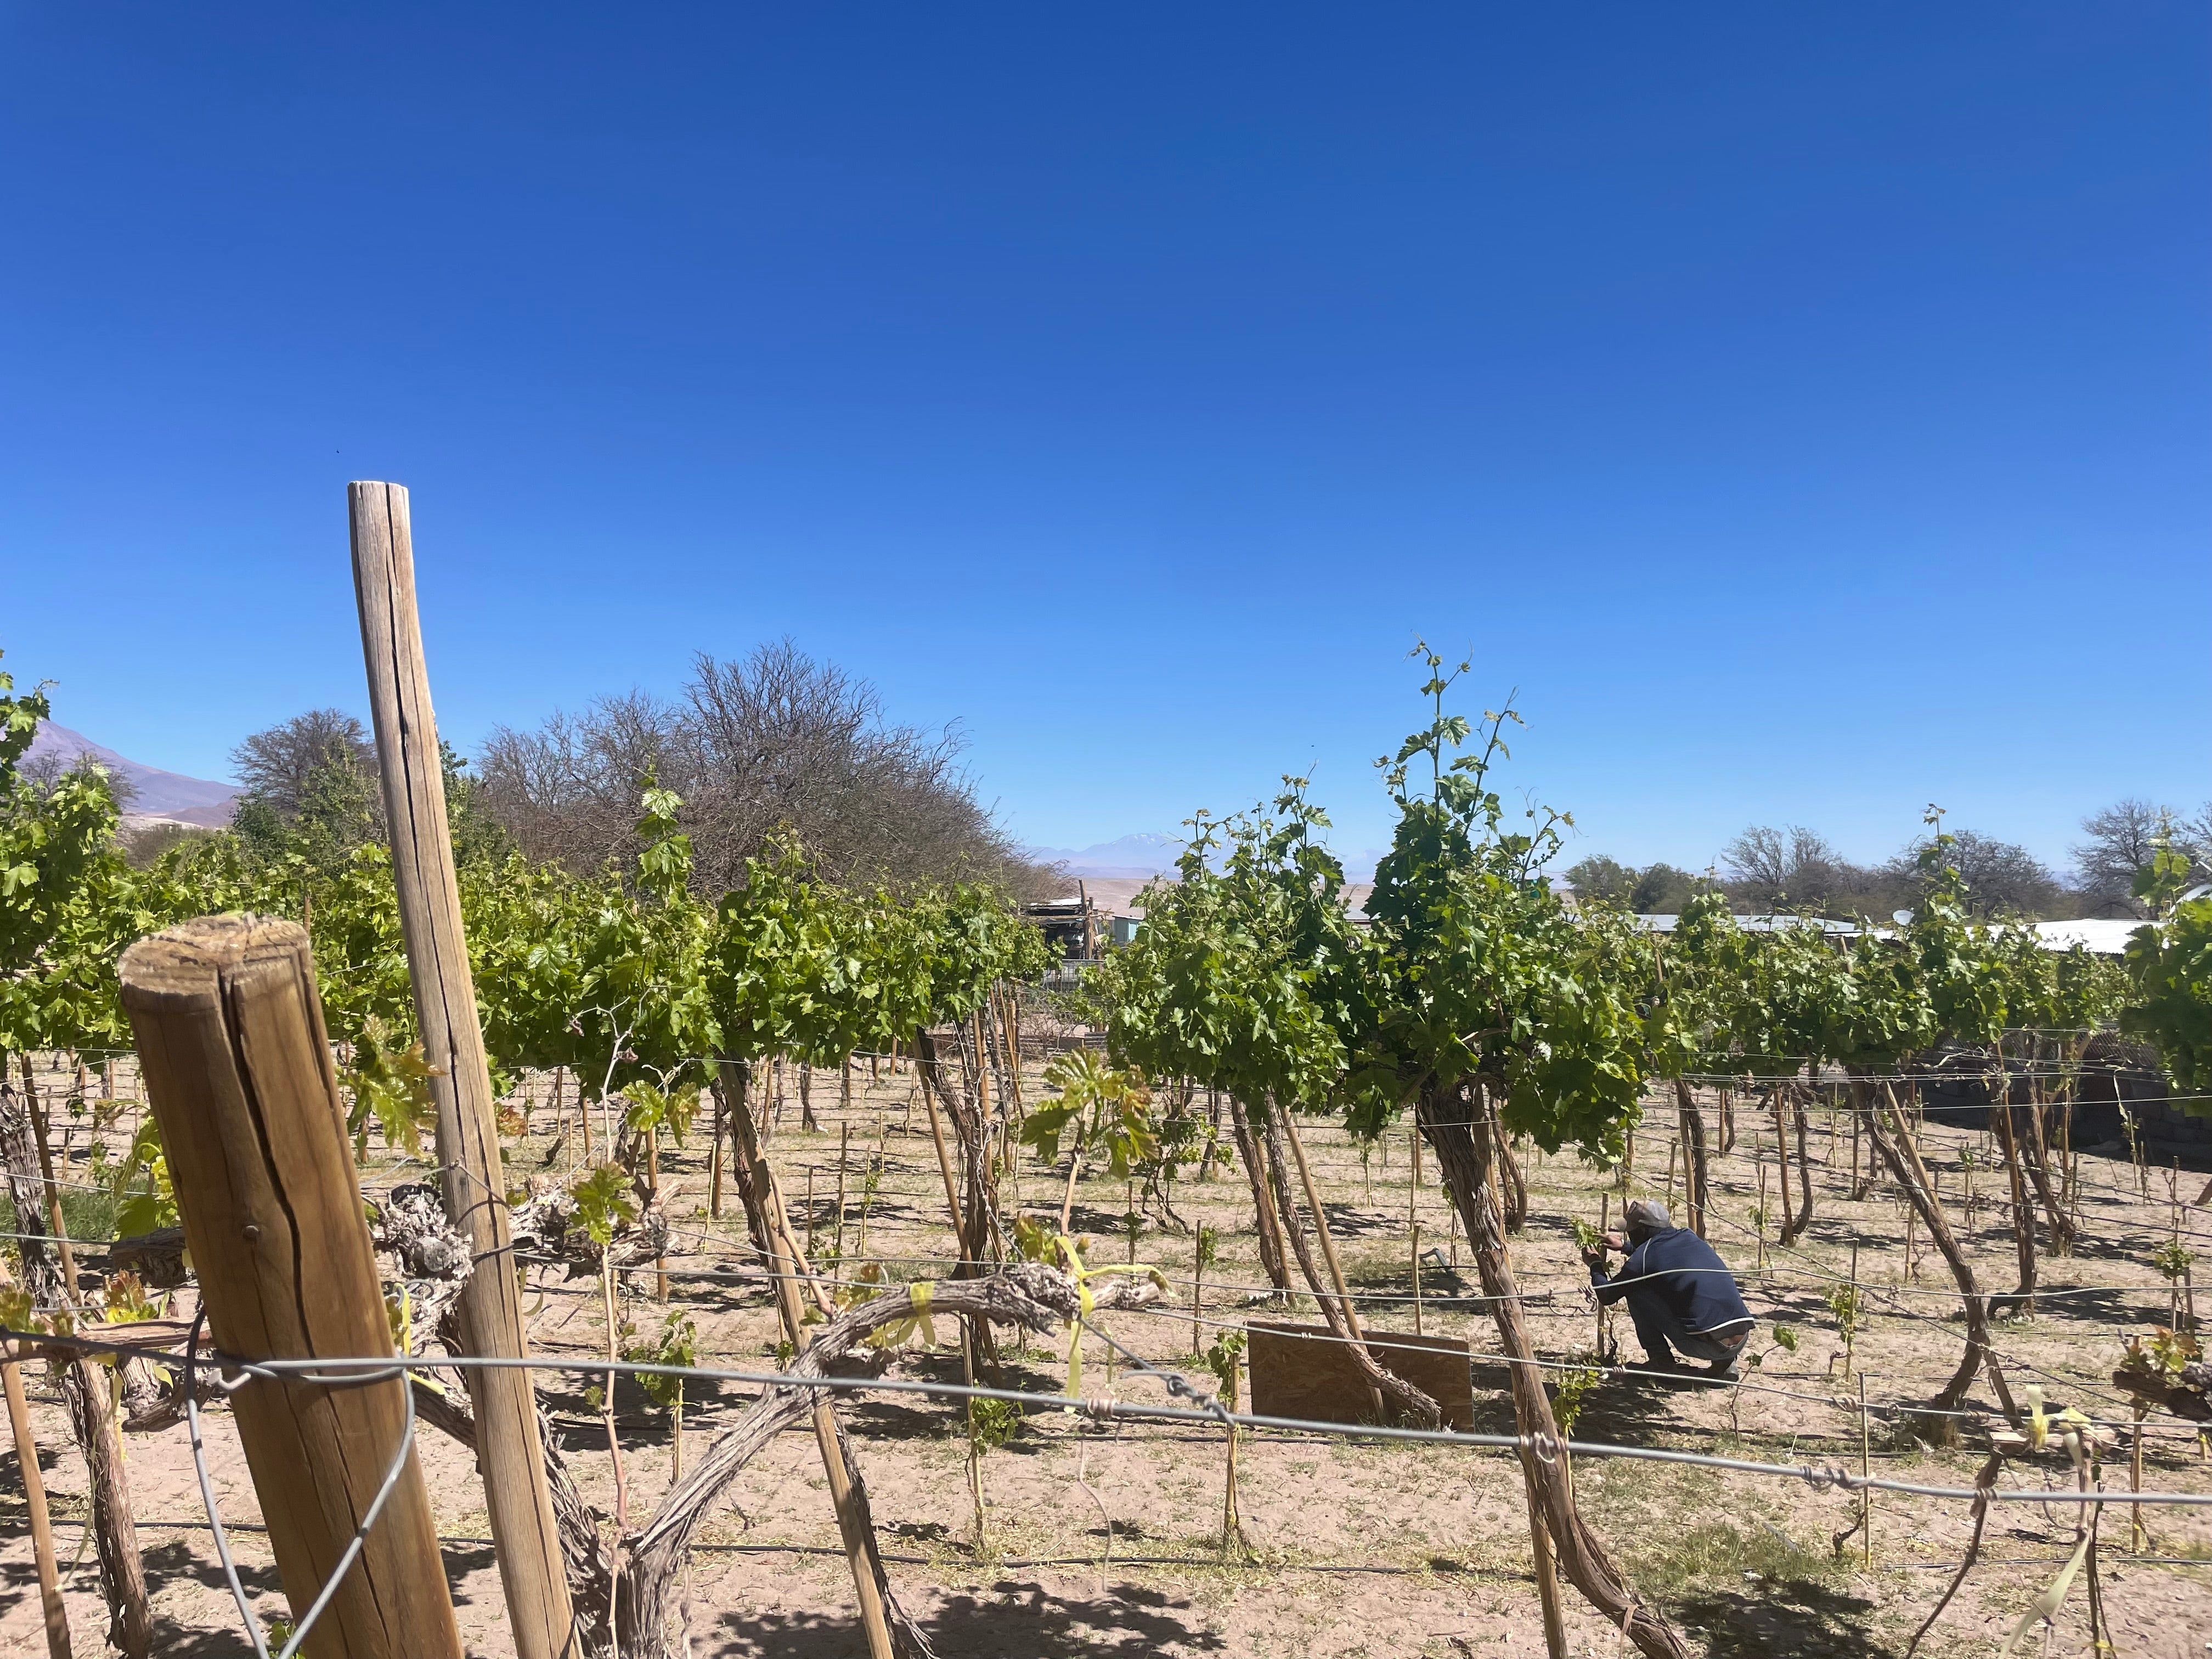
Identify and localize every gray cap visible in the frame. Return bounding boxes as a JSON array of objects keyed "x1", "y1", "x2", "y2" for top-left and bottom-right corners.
[{"x1": 1624, "y1": 1198, "x2": 1672, "y2": 1232}]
